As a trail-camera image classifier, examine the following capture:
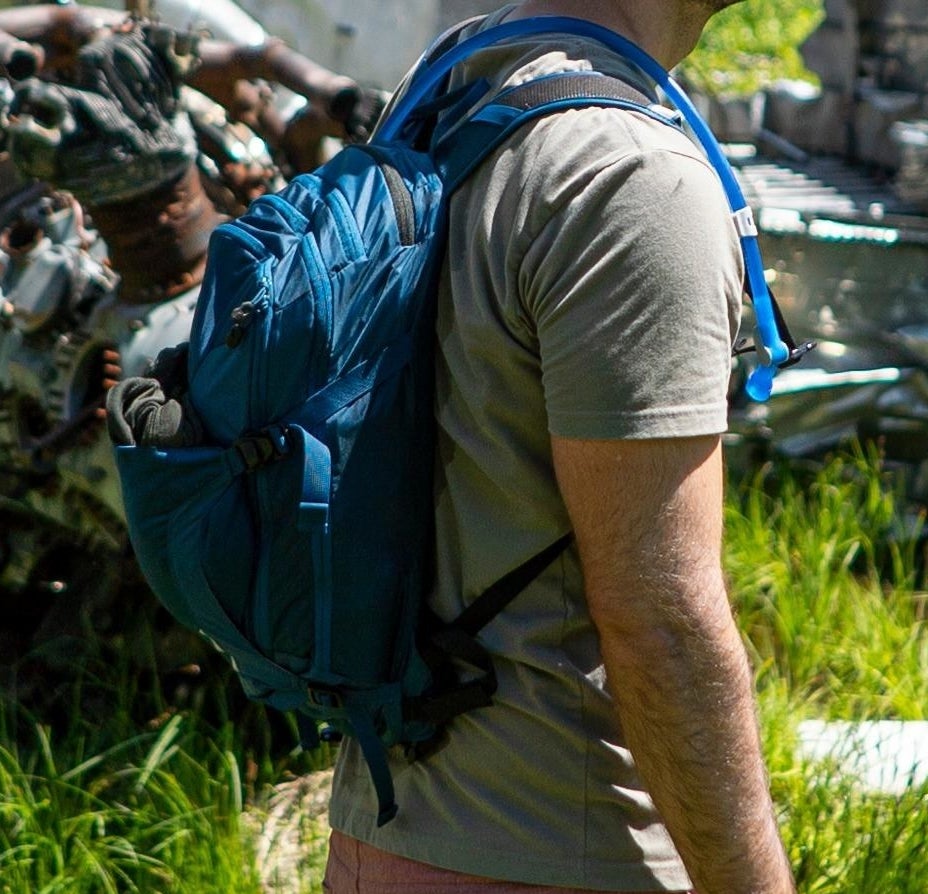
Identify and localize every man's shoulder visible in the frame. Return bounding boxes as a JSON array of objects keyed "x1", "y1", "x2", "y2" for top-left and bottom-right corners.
[{"x1": 487, "y1": 97, "x2": 715, "y2": 209}]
